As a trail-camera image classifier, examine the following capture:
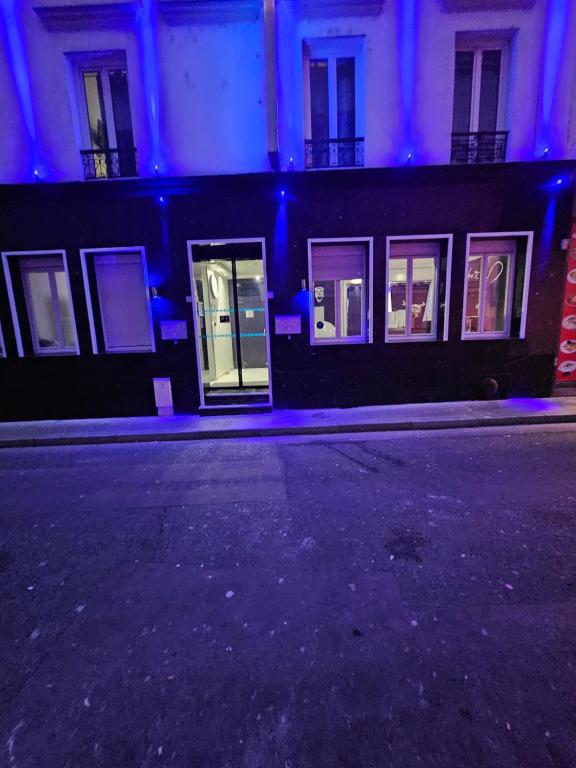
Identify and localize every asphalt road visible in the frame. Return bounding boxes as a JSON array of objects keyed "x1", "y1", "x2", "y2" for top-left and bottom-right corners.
[{"x1": 1, "y1": 424, "x2": 576, "y2": 768}]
